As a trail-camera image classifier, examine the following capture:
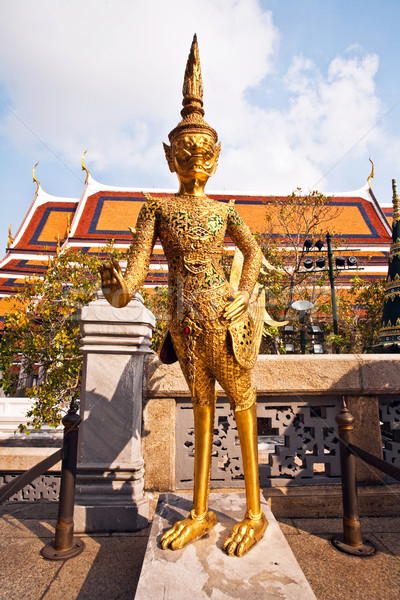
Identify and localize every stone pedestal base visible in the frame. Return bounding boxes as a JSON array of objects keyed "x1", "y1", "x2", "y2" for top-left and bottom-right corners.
[
  {"x1": 135, "y1": 492, "x2": 316, "y2": 600},
  {"x1": 76, "y1": 294, "x2": 154, "y2": 532},
  {"x1": 74, "y1": 465, "x2": 149, "y2": 533},
  {"x1": 74, "y1": 497, "x2": 149, "y2": 533}
]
